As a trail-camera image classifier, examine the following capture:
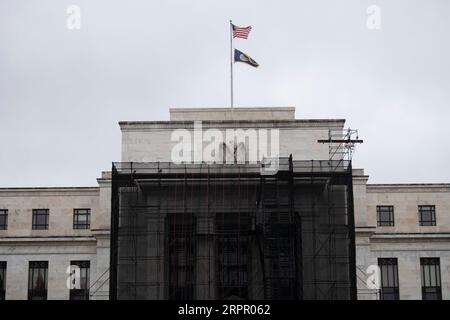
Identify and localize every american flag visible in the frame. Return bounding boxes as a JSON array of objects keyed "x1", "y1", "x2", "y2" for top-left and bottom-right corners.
[{"x1": 232, "y1": 24, "x2": 252, "y2": 39}]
